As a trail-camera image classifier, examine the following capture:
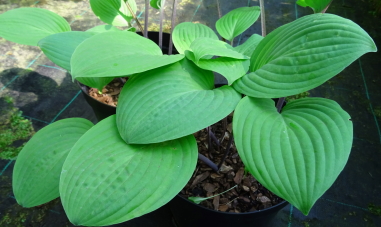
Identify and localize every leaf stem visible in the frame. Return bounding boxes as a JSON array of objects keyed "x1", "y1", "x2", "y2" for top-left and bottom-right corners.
[
  {"x1": 276, "y1": 97, "x2": 285, "y2": 113},
  {"x1": 321, "y1": 0, "x2": 333, "y2": 13},
  {"x1": 198, "y1": 153, "x2": 219, "y2": 172},
  {"x1": 217, "y1": 132, "x2": 234, "y2": 169},
  {"x1": 126, "y1": 1, "x2": 144, "y2": 33},
  {"x1": 168, "y1": 0, "x2": 178, "y2": 55},
  {"x1": 144, "y1": 0, "x2": 149, "y2": 38},
  {"x1": 259, "y1": 0, "x2": 266, "y2": 37},
  {"x1": 159, "y1": 0, "x2": 166, "y2": 50}
]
